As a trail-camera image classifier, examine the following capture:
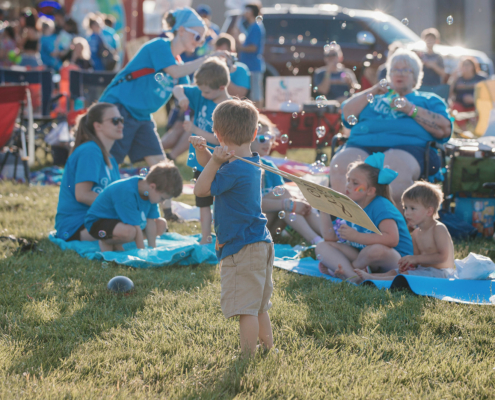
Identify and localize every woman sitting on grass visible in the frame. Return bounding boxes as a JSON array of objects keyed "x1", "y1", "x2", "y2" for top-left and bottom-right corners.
[
  {"x1": 252, "y1": 115, "x2": 323, "y2": 245},
  {"x1": 54, "y1": 103, "x2": 123, "y2": 242},
  {"x1": 316, "y1": 153, "x2": 413, "y2": 282}
]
